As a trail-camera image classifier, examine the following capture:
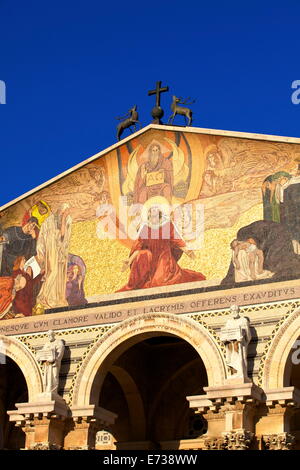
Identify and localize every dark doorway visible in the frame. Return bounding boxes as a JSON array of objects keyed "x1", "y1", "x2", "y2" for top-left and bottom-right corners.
[
  {"x1": 98, "y1": 334, "x2": 208, "y2": 449},
  {"x1": 0, "y1": 356, "x2": 28, "y2": 449}
]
